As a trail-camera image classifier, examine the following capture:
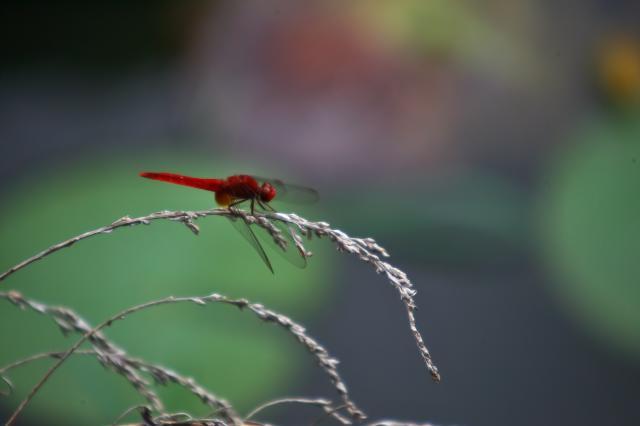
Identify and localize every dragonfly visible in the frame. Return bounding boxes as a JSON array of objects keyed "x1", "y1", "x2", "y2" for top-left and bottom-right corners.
[{"x1": 139, "y1": 171, "x2": 319, "y2": 273}]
